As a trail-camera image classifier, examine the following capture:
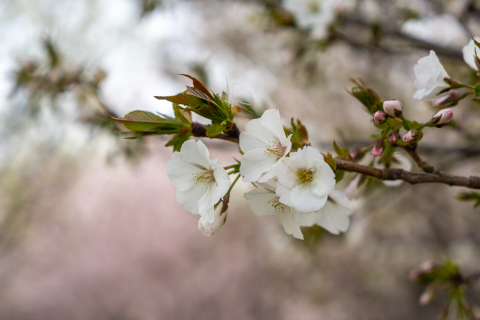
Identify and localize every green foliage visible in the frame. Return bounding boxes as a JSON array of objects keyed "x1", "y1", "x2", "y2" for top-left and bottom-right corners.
[
  {"x1": 284, "y1": 118, "x2": 309, "y2": 151},
  {"x1": 109, "y1": 110, "x2": 184, "y2": 133},
  {"x1": 154, "y1": 74, "x2": 236, "y2": 125},
  {"x1": 165, "y1": 126, "x2": 191, "y2": 152},
  {"x1": 335, "y1": 170, "x2": 345, "y2": 183},
  {"x1": 457, "y1": 191, "x2": 480, "y2": 208},
  {"x1": 205, "y1": 123, "x2": 227, "y2": 137},
  {"x1": 347, "y1": 78, "x2": 383, "y2": 114},
  {"x1": 475, "y1": 84, "x2": 480, "y2": 97},
  {"x1": 333, "y1": 141, "x2": 351, "y2": 160}
]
